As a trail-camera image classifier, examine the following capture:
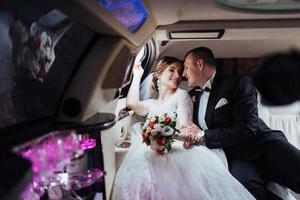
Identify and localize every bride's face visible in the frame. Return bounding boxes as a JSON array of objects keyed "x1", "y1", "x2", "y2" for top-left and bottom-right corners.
[{"x1": 159, "y1": 62, "x2": 182, "y2": 90}]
